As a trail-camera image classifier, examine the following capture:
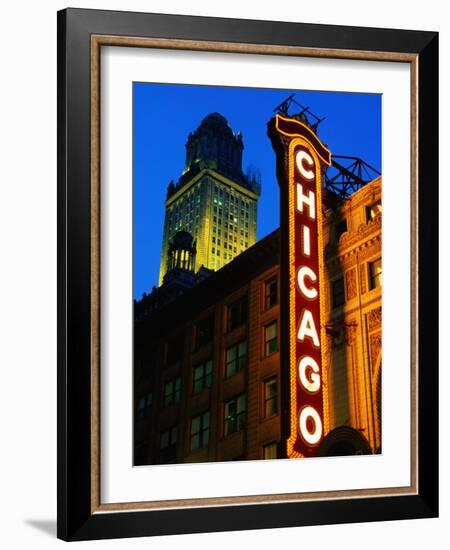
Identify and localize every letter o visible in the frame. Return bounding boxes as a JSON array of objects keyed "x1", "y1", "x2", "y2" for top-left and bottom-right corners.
[{"x1": 299, "y1": 406, "x2": 323, "y2": 446}]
